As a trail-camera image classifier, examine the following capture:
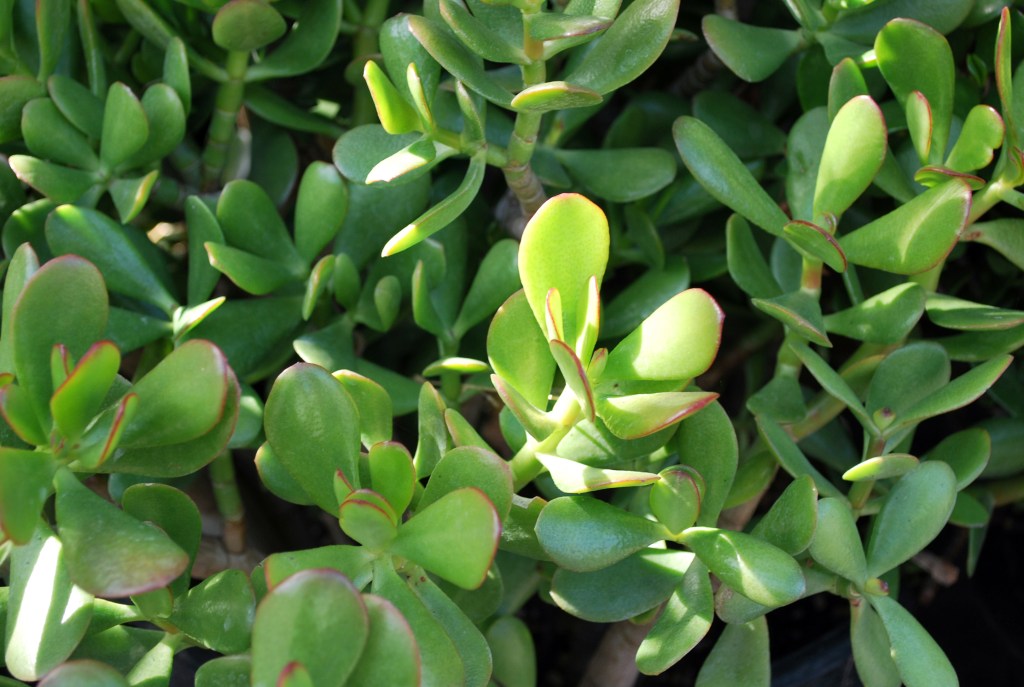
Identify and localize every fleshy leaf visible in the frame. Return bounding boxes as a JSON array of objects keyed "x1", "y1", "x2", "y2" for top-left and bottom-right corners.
[
  {"x1": 4, "y1": 524, "x2": 93, "y2": 681},
  {"x1": 636, "y1": 558, "x2": 713, "y2": 675},
  {"x1": 419, "y1": 446, "x2": 513, "y2": 521},
  {"x1": 809, "y1": 497, "x2": 867, "y2": 584},
  {"x1": 596, "y1": 391, "x2": 718, "y2": 440},
  {"x1": 0, "y1": 449, "x2": 54, "y2": 544},
  {"x1": 550, "y1": 549, "x2": 694, "y2": 623},
  {"x1": 702, "y1": 15, "x2": 803, "y2": 83},
  {"x1": 560, "y1": 0, "x2": 679, "y2": 95},
  {"x1": 679, "y1": 527, "x2": 805, "y2": 607},
  {"x1": 865, "y1": 462, "x2": 957, "y2": 577},
  {"x1": 824, "y1": 283, "x2": 925, "y2": 344},
  {"x1": 38, "y1": 661, "x2": 129, "y2": 687},
  {"x1": 923, "y1": 428, "x2": 989, "y2": 490},
  {"x1": 7, "y1": 155, "x2": 97, "y2": 205},
  {"x1": 876, "y1": 18, "x2": 955, "y2": 165},
  {"x1": 649, "y1": 465, "x2": 703, "y2": 534},
  {"x1": 694, "y1": 617, "x2": 769, "y2": 687},
  {"x1": 251, "y1": 570, "x2": 368, "y2": 687},
  {"x1": 171, "y1": 569, "x2": 255, "y2": 654},
  {"x1": 244, "y1": 0, "x2": 341, "y2": 80},
  {"x1": 813, "y1": 95, "x2": 886, "y2": 219},
  {"x1": 519, "y1": 194, "x2": 609, "y2": 346},
  {"x1": 54, "y1": 469, "x2": 188, "y2": 597},
  {"x1": 536, "y1": 495, "x2": 667, "y2": 572},
  {"x1": 100, "y1": 83, "x2": 148, "y2": 169},
  {"x1": 391, "y1": 488, "x2": 500, "y2": 590},
  {"x1": 333, "y1": 371, "x2": 392, "y2": 448},
  {"x1": 294, "y1": 161, "x2": 348, "y2": 264},
  {"x1": 677, "y1": 401, "x2": 738, "y2": 526},
  {"x1": 346, "y1": 595, "x2": 421, "y2": 687},
  {"x1": 537, "y1": 452, "x2": 659, "y2": 493},
  {"x1": 843, "y1": 454, "x2": 919, "y2": 482},
  {"x1": 838, "y1": 179, "x2": 971, "y2": 275},
  {"x1": 945, "y1": 105, "x2": 1004, "y2": 172},
  {"x1": 750, "y1": 475, "x2": 817, "y2": 555},
  {"x1": 869, "y1": 595, "x2": 958, "y2": 687},
  {"x1": 367, "y1": 442, "x2": 415, "y2": 515},
  {"x1": 555, "y1": 148, "x2": 676, "y2": 203},
  {"x1": 752, "y1": 290, "x2": 831, "y2": 347},
  {"x1": 512, "y1": 81, "x2": 602, "y2": 113},
  {"x1": 603, "y1": 288, "x2": 723, "y2": 382},
  {"x1": 264, "y1": 363, "x2": 361, "y2": 511},
  {"x1": 926, "y1": 293, "x2": 1024, "y2": 331},
  {"x1": 674, "y1": 117, "x2": 789, "y2": 236},
  {"x1": 211, "y1": 0, "x2": 286, "y2": 52}
]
